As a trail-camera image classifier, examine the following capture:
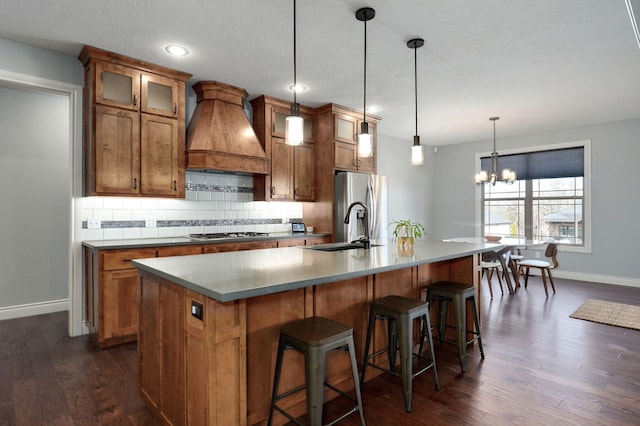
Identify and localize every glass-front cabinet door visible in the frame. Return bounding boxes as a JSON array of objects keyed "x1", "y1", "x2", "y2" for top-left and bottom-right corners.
[
  {"x1": 141, "y1": 74, "x2": 179, "y2": 118},
  {"x1": 95, "y1": 62, "x2": 141, "y2": 111},
  {"x1": 272, "y1": 107, "x2": 314, "y2": 142},
  {"x1": 334, "y1": 113, "x2": 357, "y2": 144}
]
